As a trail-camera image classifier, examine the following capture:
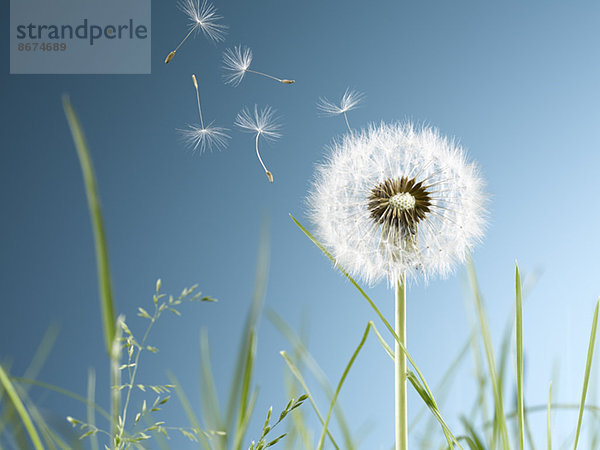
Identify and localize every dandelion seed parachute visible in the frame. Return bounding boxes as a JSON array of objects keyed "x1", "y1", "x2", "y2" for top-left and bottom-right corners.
[
  {"x1": 235, "y1": 105, "x2": 282, "y2": 182},
  {"x1": 180, "y1": 123, "x2": 230, "y2": 153},
  {"x1": 178, "y1": 74, "x2": 230, "y2": 153},
  {"x1": 222, "y1": 45, "x2": 295, "y2": 86},
  {"x1": 235, "y1": 105, "x2": 282, "y2": 140},
  {"x1": 317, "y1": 88, "x2": 365, "y2": 116},
  {"x1": 309, "y1": 122, "x2": 486, "y2": 285},
  {"x1": 164, "y1": 0, "x2": 227, "y2": 63},
  {"x1": 179, "y1": 0, "x2": 227, "y2": 42}
]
